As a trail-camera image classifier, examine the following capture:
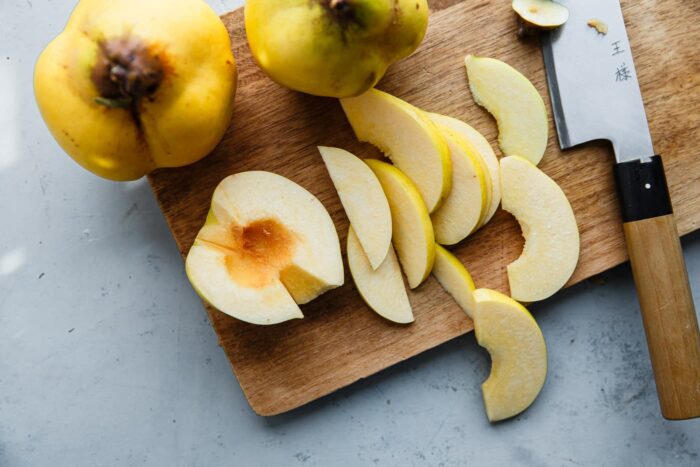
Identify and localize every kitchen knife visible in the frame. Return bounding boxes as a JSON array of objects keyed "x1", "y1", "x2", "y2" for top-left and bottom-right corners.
[{"x1": 542, "y1": 0, "x2": 700, "y2": 419}]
